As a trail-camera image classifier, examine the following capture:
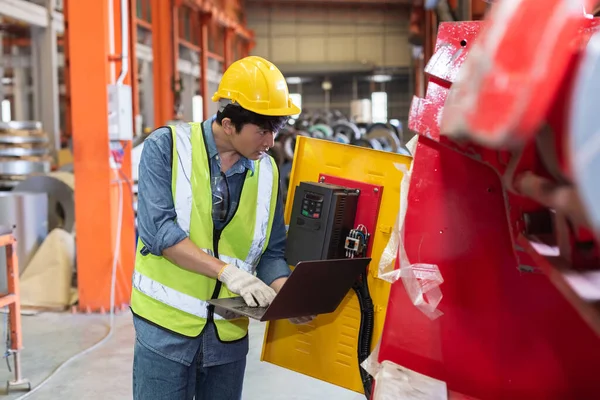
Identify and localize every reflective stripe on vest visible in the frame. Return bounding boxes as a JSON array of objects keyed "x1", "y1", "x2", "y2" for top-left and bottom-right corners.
[
  {"x1": 132, "y1": 269, "x2": 209, "y2": 318},
  {"x1": 131, "y1": 247, "x2": 253, "y2": 321},
  {"x1": 132, "y1": 269, "x2": 242, "y2": 321}
]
